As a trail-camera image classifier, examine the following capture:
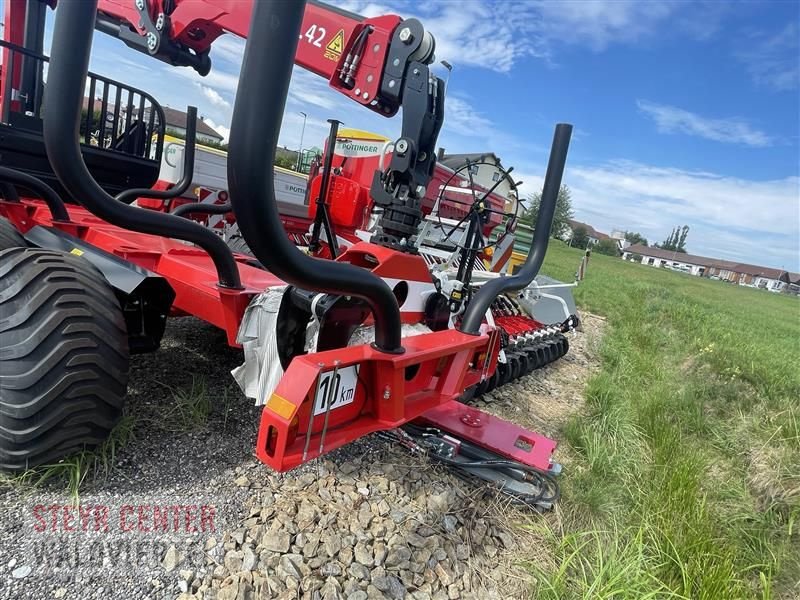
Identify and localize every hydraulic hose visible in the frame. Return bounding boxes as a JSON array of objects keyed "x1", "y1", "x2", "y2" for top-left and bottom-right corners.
[
  {"x1": 0, "y1": 167, "x2": 70, "y2": 222},
  {"x1": 227, "y1": 0, "x2": 403, "y2": 353},
  {"x1": 459, "y1": 124, "x2": 572, "y2": 334},
  {"x1": 42, "y1": 0, "x2": 241, "y2": 289},
  {"x1": 172, "y1": 202, "x2": 232, "y2": 218}
]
